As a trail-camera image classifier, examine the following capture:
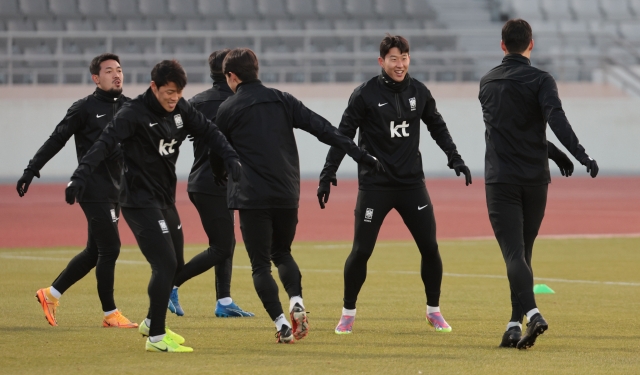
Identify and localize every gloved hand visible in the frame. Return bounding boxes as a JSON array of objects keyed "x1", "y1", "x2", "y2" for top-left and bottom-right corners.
[
  {"x1": 549, "y1": 149, "x2": 574, "y2": 177},
  {"x1": 361, "y1": 153, "x2": 385, "y2": 175},
  {"x1": 452, "y1": 161, "x2": 472, "y2": 186},
  {"x1": 225, "y1": 158, "x2": 242, "y2": 182},
  {"x1": 581, "y1": 157, "x2": 599, "y2": 178},
  {"x1": 16, "y1": 168, "x2": 38, "y2": 197},
  {"x1": 317, "y1": 177, "x2": 337, "y2": 209},
  {"x1": 214, "y1": 174, "x2": 228, "y2": 187},
  {"x1": 65, "y1": 178, "x2": 85, "y2": 205}
]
